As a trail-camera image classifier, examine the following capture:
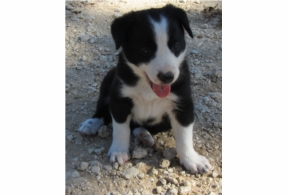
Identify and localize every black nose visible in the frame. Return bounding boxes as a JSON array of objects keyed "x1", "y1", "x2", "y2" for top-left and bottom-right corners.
[{"x1": 157, "y1": 71, "x2": 174, "y2": 84}]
